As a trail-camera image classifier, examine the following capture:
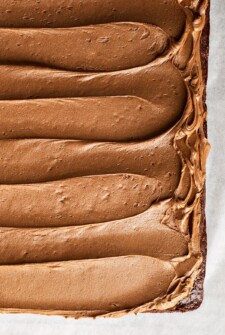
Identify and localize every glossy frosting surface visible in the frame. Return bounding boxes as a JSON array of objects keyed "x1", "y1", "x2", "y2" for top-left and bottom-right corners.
[{"x1": 0, "y1": 0, "x2": 209, "y2": 317}]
